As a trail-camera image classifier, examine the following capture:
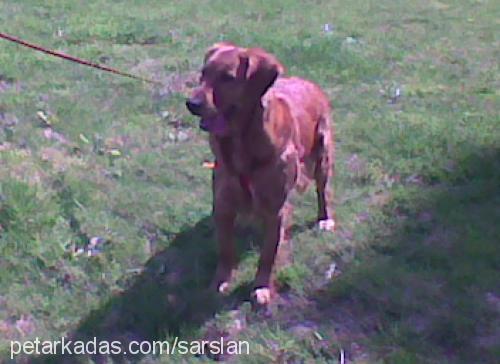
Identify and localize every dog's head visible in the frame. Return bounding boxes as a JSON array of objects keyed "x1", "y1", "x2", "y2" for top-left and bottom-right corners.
[{"x1": 186, "y1": 42, "x2": 285, "y2": 136}]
